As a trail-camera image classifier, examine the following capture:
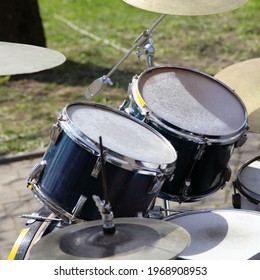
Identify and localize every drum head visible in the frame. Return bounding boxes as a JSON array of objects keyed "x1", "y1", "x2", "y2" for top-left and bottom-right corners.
[
  {"x1": 165, "y1": 209, "x2": 260, "y2": 260},
  {"x1": 63, "y1": 102, "x2": 176, "y2": 167},
  {"x1": 237, "y1": 156, "x2": 260, "y2": 203},
  {"x1": 137, "y1": 67, "x2": 247, "y2": 138}
]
